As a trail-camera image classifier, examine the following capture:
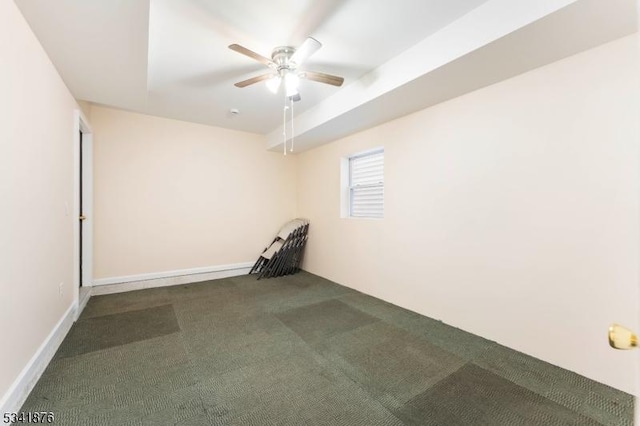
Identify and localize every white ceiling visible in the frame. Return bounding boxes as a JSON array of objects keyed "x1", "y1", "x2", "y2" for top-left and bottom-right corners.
[
  {"x1": 15, "y1": 0, "x2": 488, "y2": 131},
  {"x1": 14, "y1": 0, "x2": 638, "y2": 151}
]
